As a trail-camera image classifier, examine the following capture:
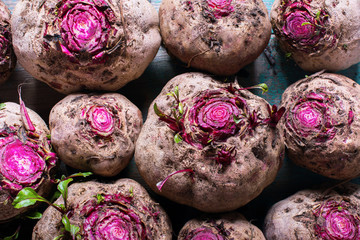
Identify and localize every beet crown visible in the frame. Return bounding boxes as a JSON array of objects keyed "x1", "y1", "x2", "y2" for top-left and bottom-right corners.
[
  {"x1": 275, "y1": 0, "x2": 337, "y2": 54},
  {"x1": 81, "y1": 193, "x2": 154, "y2": 239},
  {"x1": 45, "y1": 0, "x2": 116, "y2": 65},
  {"x1": 313, "y1": 200, "x2": 360, "y2": 240}
]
